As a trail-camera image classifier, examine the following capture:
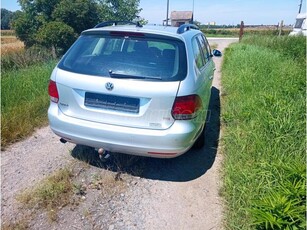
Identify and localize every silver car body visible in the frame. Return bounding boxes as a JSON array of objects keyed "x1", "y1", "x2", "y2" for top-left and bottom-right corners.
[{"x1": 48, "y1": 24, "x2": 215, "y2": 158}]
